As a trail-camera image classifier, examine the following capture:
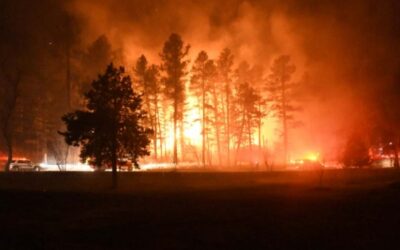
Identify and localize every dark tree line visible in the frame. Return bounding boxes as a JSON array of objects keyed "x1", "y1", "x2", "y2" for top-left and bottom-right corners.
[
  {"x1": 0, "y1": 4, "x2": 301, "y2": 169},
  {"x1": 131, "y1": 33, "x2": 301, "y2": 166},
  {"x1": 0, "y1": 0, "x2": 78, "y2": 170},
  {"x1": 160, "y1": 34, "x2": 190, "y2": 165}
]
